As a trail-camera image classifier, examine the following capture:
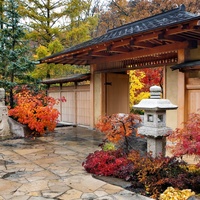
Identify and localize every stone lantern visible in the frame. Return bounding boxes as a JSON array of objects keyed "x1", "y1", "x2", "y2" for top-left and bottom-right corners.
[
  {"x1": 0, "y1": 88, "x2": 11, "y2": 139},
  {"x1": 133, "y1": 86, "x2": 178, "y2": 157}
]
